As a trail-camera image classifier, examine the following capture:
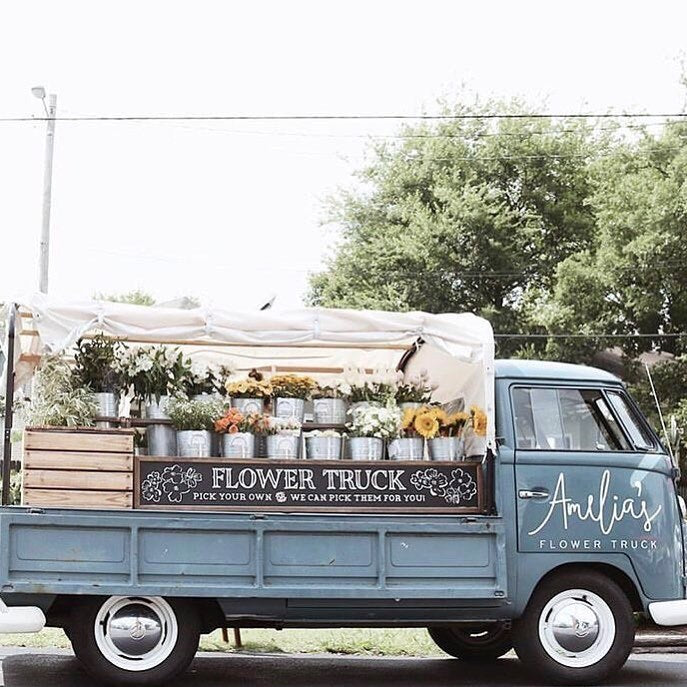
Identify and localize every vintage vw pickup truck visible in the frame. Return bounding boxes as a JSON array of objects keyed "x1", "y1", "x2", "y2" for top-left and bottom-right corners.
[{"x1": 0, "y1": 298, "x2": 685, "y2": 686}]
